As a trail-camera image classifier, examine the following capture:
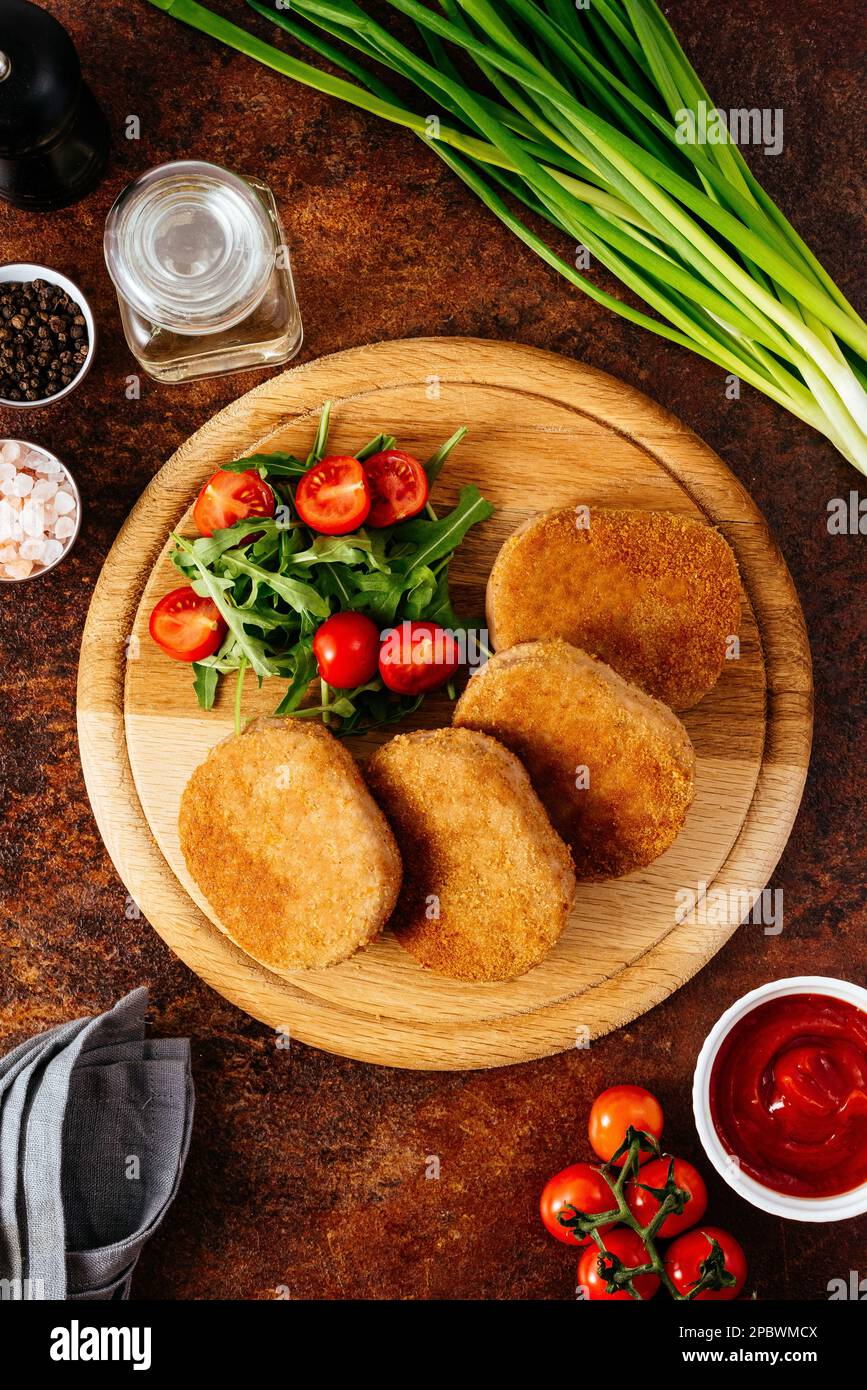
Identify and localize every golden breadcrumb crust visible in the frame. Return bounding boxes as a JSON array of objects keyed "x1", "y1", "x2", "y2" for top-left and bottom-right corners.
[
  {"x1": 365, "y1": 727, "x2": 576, "y2": 982},
  {"x1": 455, "y1": 639, "x2": 695, "y2": 879},
  {"x1": 485, "y1": 507, "x2": 741, "y2": 710},
  {"x1": 179, "y1": 718, "x2": 402, "y2": 972}
]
